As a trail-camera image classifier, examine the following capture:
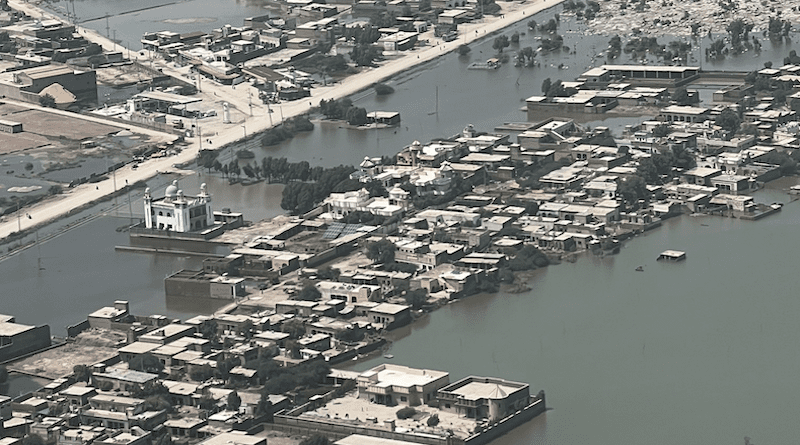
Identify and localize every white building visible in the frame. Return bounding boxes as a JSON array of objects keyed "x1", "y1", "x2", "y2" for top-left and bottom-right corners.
[{"x1": 144, "y1": 180, "x2": 214, "y2": 232}]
